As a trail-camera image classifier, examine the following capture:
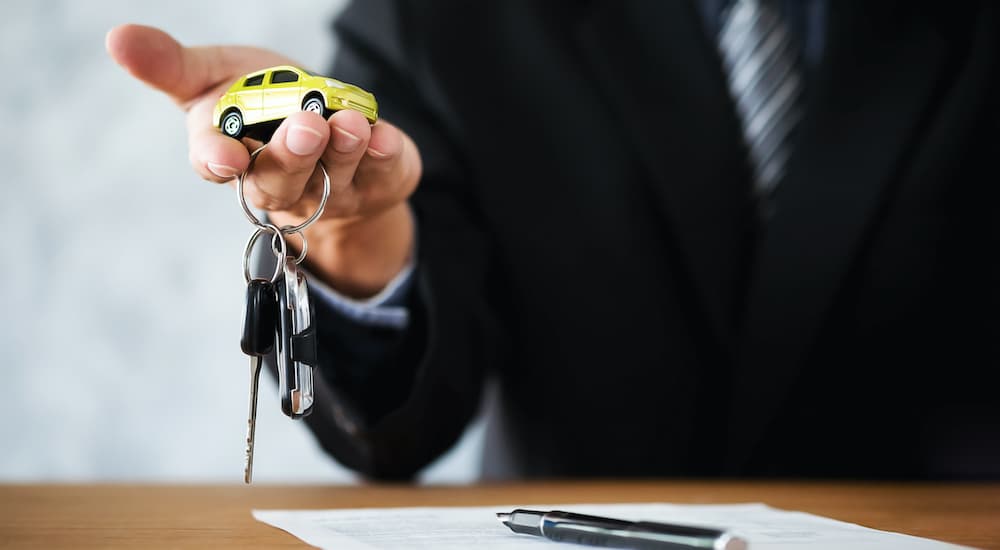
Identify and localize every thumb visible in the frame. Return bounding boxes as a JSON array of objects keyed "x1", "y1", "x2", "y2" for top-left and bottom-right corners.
[{"x1": 105, "y1": 24, "x2": 290, "y2": 107}]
